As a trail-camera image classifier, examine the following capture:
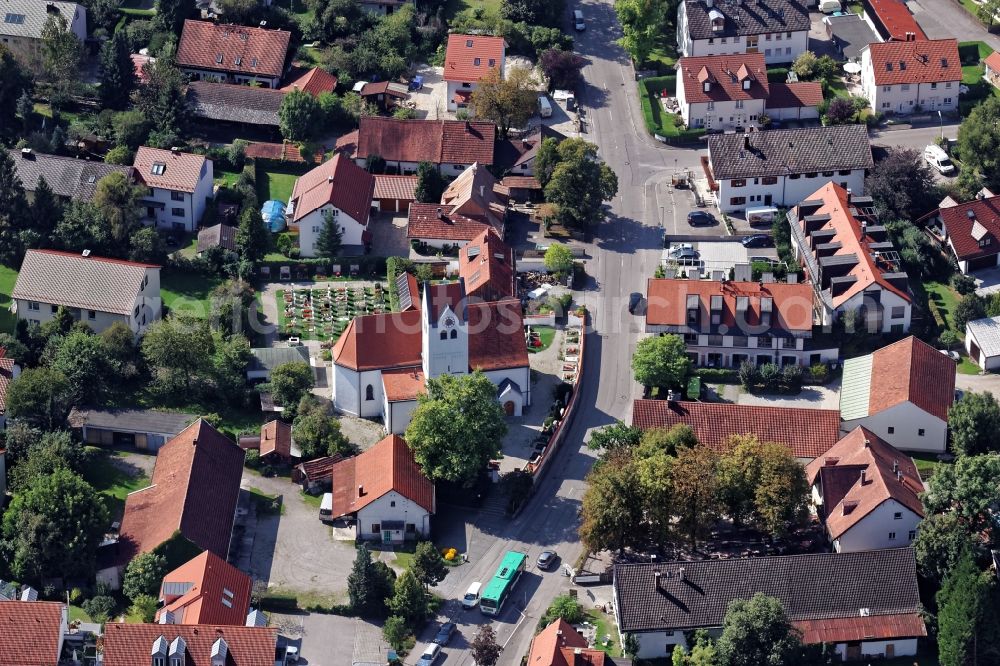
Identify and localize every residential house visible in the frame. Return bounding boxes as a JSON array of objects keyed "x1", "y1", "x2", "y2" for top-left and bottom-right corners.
[
  {"x1": 11, "y1": 249, "x2": 161, "y2": 335},
  {"x1": 175, "y1": 19, "x2": 291, "y2": 89},
  {"x1": 459, "y1": 228, "x2": 516, "y2": 302},
  {"x1": 0, "y1": 448, "x2": 6, "y2": 500},
  {"x1": 631, "y1": 399, "x2": 842, "y2": 461},
  {"x1": 806, "y1": 427, "x2": 924, "y2": 552},
  {"x1": 860, "y1": 39, "x2": 961, "y2": 115},
  {"x1": 186, "y1": 80, "x2": 284, "y2": 129},
  {"x1": 286, "y1": 154, "x2": 376, "y2": 256},
  {"x1": 985, "y1": 51, "x2": 1000, "y2": 90},
  {"x1": 444, "y1": 34, "x2": 506, "y2": 111},
  {"x1": 707, "y1": 125, "x2": 873, "y2": 214},
  {"x1": 102, "y1": 624, "x2": 286, "y2": 666},
  {"x1": 335, "y1": 117, "x2": 497, "y2": 177},
  {"x1": 133, "y1": 146, "x2": 214, "y2": 233},
  {"x1": 529, "y1": 619, "x2": 615, "y2": 666},
  {"x1": 923, "y1": 193, "x2": 1000, "y2": 273},
  {"x1": 155, "y1": 551, "x2": 252, "y2": 626},
  {"x1": 358, "y1": 0, "x2": 414, "y2": 14},
  {"x1": 0, "y1": 351, "x2": 20, "y2": 430},
  {"x1": 645, "y1": 278, "x2": 838, "y2": 368},
  {"x1": 97, "y1": 420, "x2": 245, "y2": 589},
  {"x1": 676, "y1": 54, "x2": 769, "y2": 131},
  {"x1": 359, "y1": 81, "x2": 410, "y2": 112},
  {"x1": 0, "y1": 0, "x2": 86, "y2": 71},
  {"x1": 788, "y1": 182, "x2": 912, "y2": 332},
  {"x1": 197, "y1": 223, "x2": 238, "y2": 255},
  {"x1": 238, "y1": 419, "x2": 296, "y2": 463},
  {"x1": 840, "y1": 336, "x2": 956, "y2": 453},
  {"x1": 0, "y1": 600, "x2": 68, "y2": 665},
  {"x1": 372, "y1": 174, "x2": 418, "y2": 213},
  {"x1": 8, "y1": 148, "x2": 132, "y2": 202},
  {"x1": 407, "y1": 162, "x2": 507, "y2": 248},
  {"x1": 68, "y1": 408, "x2": 197, "y2": 450},
  {"x1": 493, "y1": 125, "x2": 566, "y2": 177},
  {"x1": 860, "y1": 0, "x2": 926, "y2": 42},
  {"x1": 613, "y1": 548, "x2": 925, "y2": 660},
  {"x1": 281, "y1": 66, "x2": 338, "y2": 96},
  {"x1": 676, "y1": 0, "x2": 810, "y2": 65},
  {"x1": 965, "y1": 314, "x2": 1000, "y2": 370},
  {"x1": 247, "y1": 345, "x2": 311, "y2": 380},
  {"x1": 332, "y1": 273, "x2": 529, "y2": 433},
  {"x1": 326, "y1": 434, "x2": 434, "y2": 542}
]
